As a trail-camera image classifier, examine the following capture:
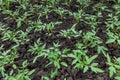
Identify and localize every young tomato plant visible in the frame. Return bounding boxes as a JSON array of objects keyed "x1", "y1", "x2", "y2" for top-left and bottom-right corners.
[
  {"x1": 44, "y1": 22, "x2": 55, "y2": 33},
  {"x1": 42, "y1": 5, "x2": 51, "y2": 19},
  {"x1": 72, "y1": 10, "x2": 85, "y2": 24},
  {"x1": 68, "y1": 43, "x2": 103, "y2": 73},
  {"x1": 97, "y1": 45, "x2": 108, "y2": 56},
  {"x1": 44, "y1": 22, "x2": 62, "y2": 34},
  {"x1": 77, "y1": 0, "x2": 91, "y2": 9},
  {"x1": 60, "y1": 24, "x2": 82, "y2": 39},
  {"x1": 31, "y1": 20, "x2": 45, "y2": 32},
  {"x1": 15, "y1": 30, "x2": 29, "y2": 45},
  {"x1": 85, "y1": 15, "x2": 100, "y2": 29},
  {"x1": 45, "y1": 43, "x2": 68, "y2": 78},
  {"x1": 17, "y1": 0, "x2": 29, "y2": 10},
  {"x1": 105, "y1": 14, "x2": 120, "y2": 31},
  {"x1": 0, "y1": 45, "x2": 19, "y2": 78},
  {"x1": 63, "y1": 0, "x2": 72, "y2": 8},
  {"x1": 2, "y1": 10, "x2": 19, "y2": 21},
  {"x1": 106, "y1": 54, "x2": 120, "y2": 80},
  {"x1": 54, "y1": 7, "x2": 68, "y2": 20},
  {"x1": 2, "y1": 30, "x2": 18, "y2": 41},
  {"x1": 28, "y1": 38, "x2": 46, "y2": 63},
  {"x1": 83, "y1": 30, "x2": 102, "y2": 48},
  {"x1": 16, "y1": 12, "x2": 32, "y2": 28},
  {"x1": 2, "y1": 29, "x2": 29, "y2": 45},
  {"x1": 45, "y1": 43, "x2": 68, "y2": 69},
  {"x1": 4, "y1": 60, "x2": 35, "y2": 80},
  {"x1": 0, "y1": 0, "x2": 10, "y2": 10},
  {"x1": 93, "y1": 3, "x2": 107, "y2": 17},
  {"x1": 106, "y1": 30, "x2": 120, "y2": 47},
  {"x1": 113, "y1": 4, "x2": 120, "y2": 16},
  {"x1": 49, "y1": 0, "x2": 57, "y2": 8},
  {"x1": 0, "y1": 22, "x2": 6, "y2": 34}
]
